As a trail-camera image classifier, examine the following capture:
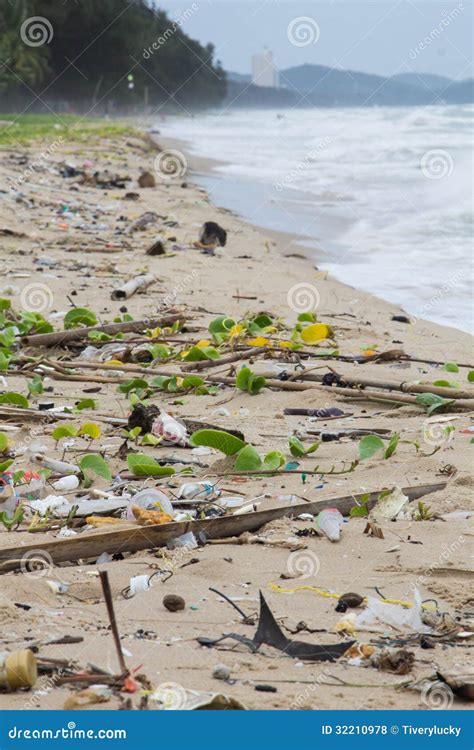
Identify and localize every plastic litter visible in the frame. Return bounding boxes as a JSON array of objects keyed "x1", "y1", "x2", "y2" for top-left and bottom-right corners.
[
  {"x1": 52, "y1": 475, "x2": 80, "y2": 492},
  {"x1": 316, "y1": 508, "x2": 344, "y2": 542},
  {"x1": 177, "y1": 481, "x2": 219, "y2": 502},
  {"x1": 151, "y1": 411, "x2": 188, "y2": 446},
  {"x1": 370, "y1": 487, "x2": 409, "y2": 522},
  {"x1": 353, "y1": 590, "x2": 430, "y2": 634},
  {"x1": 167, "y1": 531, "x2": 198, "y2": 551},
  {"x1": 126, "y1": 488, "x2": 174, "y2": 521},
  {"x1": 0, "y1": 650, "x2": 37, "y2": 691}
]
